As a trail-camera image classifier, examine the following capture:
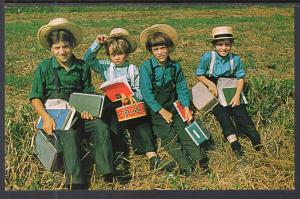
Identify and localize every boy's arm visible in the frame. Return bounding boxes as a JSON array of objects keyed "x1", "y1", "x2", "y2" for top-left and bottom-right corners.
[
  {"x1": 31, "y1": 99, "x2": 56, "y2": 135},
  {"x1": 195, "y1": 52, "x2": 218, "y2": 96},
  {"x1": 83, "y1": 39, "x2": 105, "y2": 75},
  {"x1": 230, "y1": 78, "x2": 244, "y2": 107},
  {"x1": 139, "y1": 63, "x2": 163, "y2": 112},
  {"x1": 197, "y1": 75, "x2": 218, "y2": 97},
  {"x1": 175, "y1": 64, "x2": 190, "y2": 108}
]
